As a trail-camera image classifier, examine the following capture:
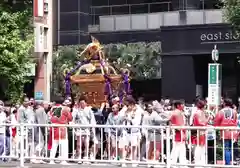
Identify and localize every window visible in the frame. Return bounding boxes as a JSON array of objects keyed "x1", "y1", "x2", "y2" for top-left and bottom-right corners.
[
  {"x1": 60, "y1": 13, "x2": 79, "y2": 31},
  {"x1": 60, "y1": 0, "x2": 78, "y2": 12},
  {"x1": 200, "y1": 0, "x2": 223, "y2": 10},
  {"x1": 44, "y1": 27, "x2": 48, "y2": 50},
  {"x1": 59, "y1": 33, "x2": 79, "y2": 45}
]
